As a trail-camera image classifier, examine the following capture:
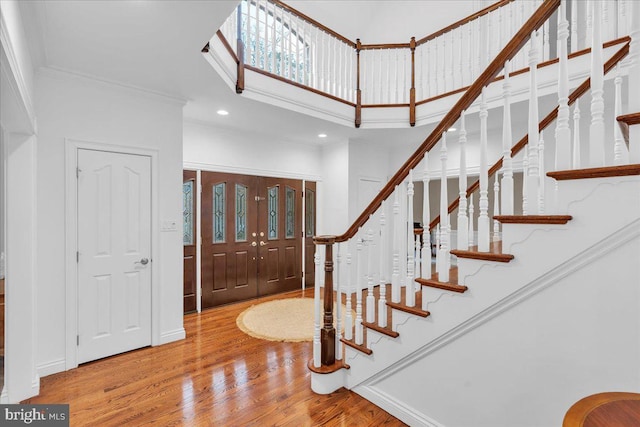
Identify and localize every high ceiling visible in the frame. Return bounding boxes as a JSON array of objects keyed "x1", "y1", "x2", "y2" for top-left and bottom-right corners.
[{"x1": 18, "y1": 0, "x2": 487, "y2": 146}]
